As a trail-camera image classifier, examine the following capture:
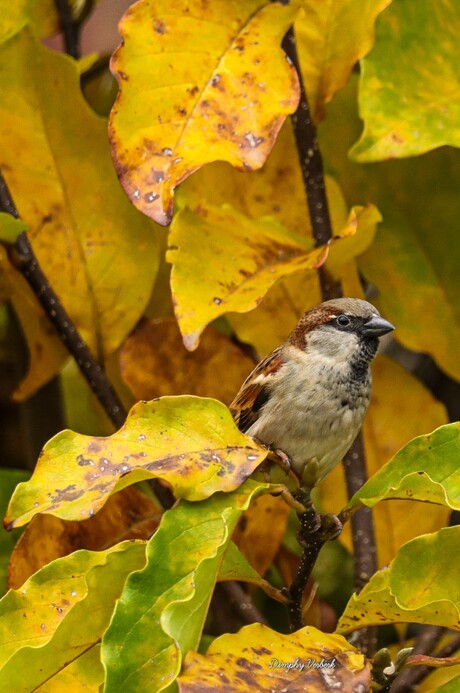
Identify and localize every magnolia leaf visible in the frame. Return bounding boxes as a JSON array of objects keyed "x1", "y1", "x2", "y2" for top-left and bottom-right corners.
[
  {"x1": 219, "y1": 540, "x2": 287, "y2": 604},
  {"x1": 347, "y1": 422, "x2": 460, "y2": 512},
  {"x1": 0, "y1": 28, "x2": 159, "y2": 397},
  {"x1": 296, "y1": 0, "x2": 392, "y2": 123},
  {"x1": 178, "y1": 122, "x2": 312, "y2": 236},
  {"x1": 178, "y1": 623, "x2": 371, "y2": 692},
  {"x1": 337, "y1": 527, "x2": 460, "y2": 634},
  {"x1": 0, "y1": 542, "x2": 146, "y2": 692},
  {"x1": 318, "y1": 356, "x2": 449, "y2": 568},
  {"x1": 0, "y1": 245, "x2": 69, "y2": 399},
  {"x1": 4, "y1": 397, "x2": 267, "y2": 529},
  {"x1": 168, "y1": 203, "x2": 326, "y2": 350},
  {"x1": 169, "y1": 202, "x2": 376, "y2": 350},
  {"x1": 319, "y1": 75, "x2": 460, "y2": 381},
  {"x1": 350, "y1": 0, "x2": 460, "y2": 161},
  {"x1": 424, "y1": 676, "x2": 460, "y2": 693},
  {"x1": 0, "y1": 469, "x2": 29, "y2": 595},
  {"x1": 34, "y1": 645, "x2": 104, "y2": 692},
  {"x1": 120, "y1": 318, "x2": 255, "y2": 406},
  {"x1": 231, "y1": 493, "x2": 290, "y2": 577},
  {"x1": 102, "y1": 480, "x2": 269, "y2": 692},
  {"x1": 7, "y1": 486, "x2": 161, "y2": 589},
  {"x1": 109, "y1": 0, "x2": 300, "y2": 225}
]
